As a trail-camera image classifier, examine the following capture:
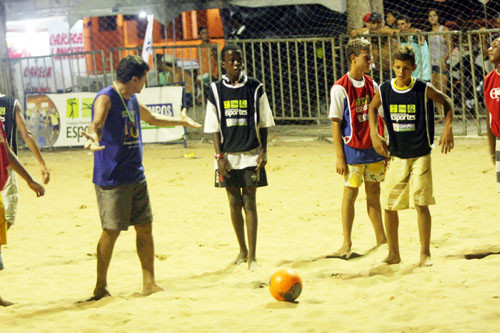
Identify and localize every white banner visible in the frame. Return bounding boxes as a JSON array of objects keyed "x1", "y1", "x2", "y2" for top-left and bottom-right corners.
[
  {"x1": 142, "y1": 15, "x2": 154, "y2": 65},
  {"x1": 25, "y1": 86, "x2": 185, "y2": 148}
]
